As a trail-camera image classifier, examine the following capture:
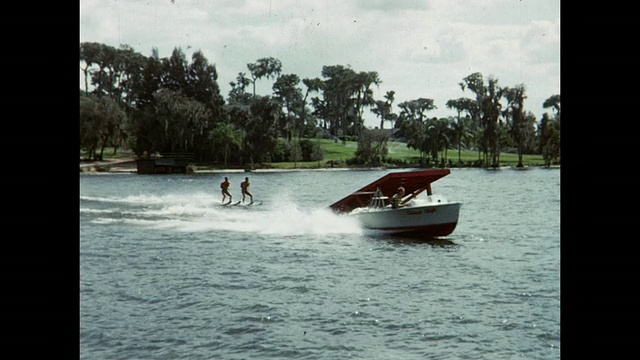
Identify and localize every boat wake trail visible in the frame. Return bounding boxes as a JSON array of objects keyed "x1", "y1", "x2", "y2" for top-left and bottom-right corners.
[{"x1": 80, "y1": 193, "x2": 362, "y2": 235}]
